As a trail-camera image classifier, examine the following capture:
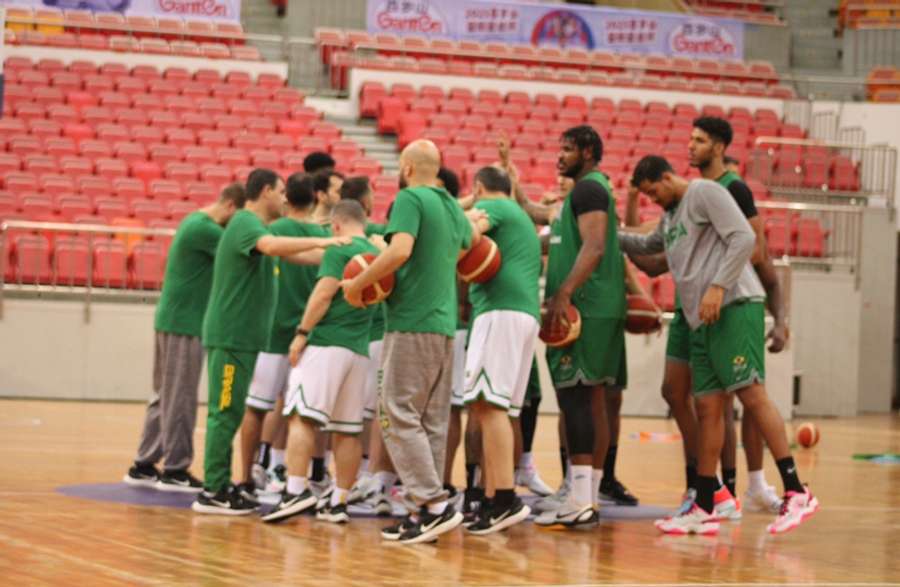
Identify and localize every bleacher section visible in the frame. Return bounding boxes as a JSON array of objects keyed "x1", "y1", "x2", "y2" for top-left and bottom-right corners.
[
  {"x1": 683, "y1": 0, "x2": 784, "y2": 25},
  {"x1": 866, "y1": 66, "x2": 900, "y2": 101},
  {"x1": 838, "y1": 0, "x2": 900, "y2": 31},
  {"x1": 0, "y1": 55, "x2": 379, "y2": 289},
  {"x1": 3, "y1": 6, "x2": 256, "y2": 61},
  {"x1": 315, "y1": 29, "x2": 793, "y2": 99}
]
